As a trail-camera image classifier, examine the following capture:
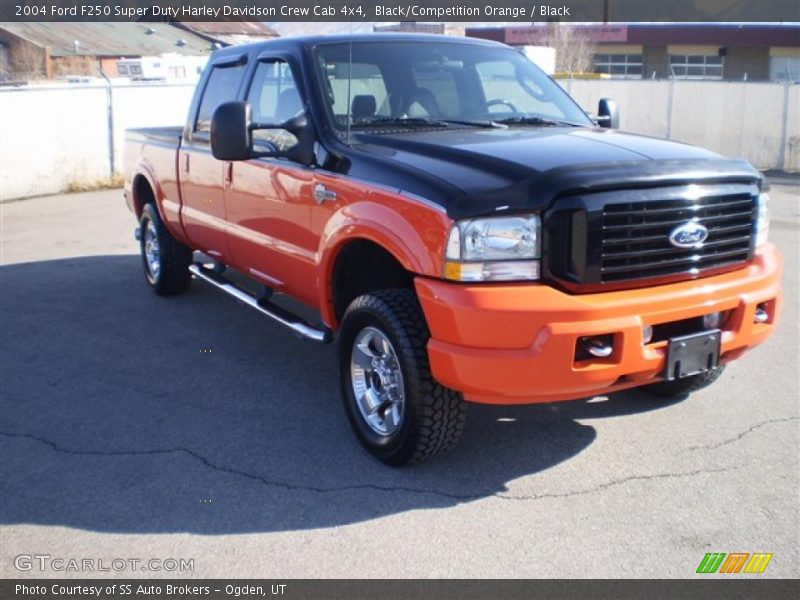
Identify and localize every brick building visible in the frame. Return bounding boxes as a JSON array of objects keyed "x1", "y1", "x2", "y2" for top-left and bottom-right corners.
[
  {"x1": 467, "y1": 24, "x2": 800, "y2": 82},
  {"x1": 0, "y1": 22, "x2": 215, "y2": 81}
]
